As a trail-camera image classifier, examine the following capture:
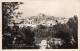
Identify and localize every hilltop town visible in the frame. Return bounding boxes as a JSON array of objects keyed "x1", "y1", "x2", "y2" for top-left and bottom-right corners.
[{"x1": 9, "y1": 13, "x2": 69, "y2": 28}]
